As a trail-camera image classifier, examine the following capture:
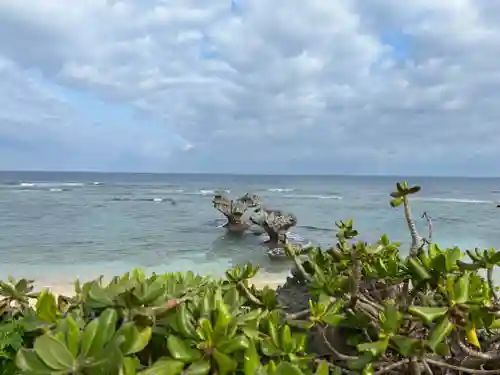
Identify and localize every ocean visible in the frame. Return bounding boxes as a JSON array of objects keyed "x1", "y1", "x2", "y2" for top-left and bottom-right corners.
[{"x1": 1, "y1": 171, "x2": 500, "y2": 286}]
